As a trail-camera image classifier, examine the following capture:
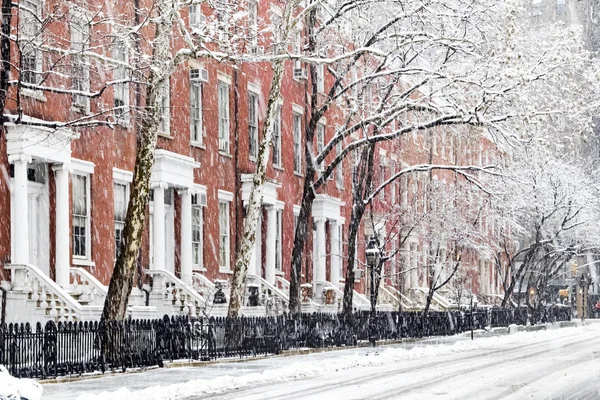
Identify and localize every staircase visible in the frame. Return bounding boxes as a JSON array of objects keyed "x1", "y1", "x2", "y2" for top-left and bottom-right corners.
[
  {"x1": 246, "y1": 274, "x2": 289, "y2": 315},
  {"x1": 146, "y1": 269, "x2": 208, "y2": 318}
]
